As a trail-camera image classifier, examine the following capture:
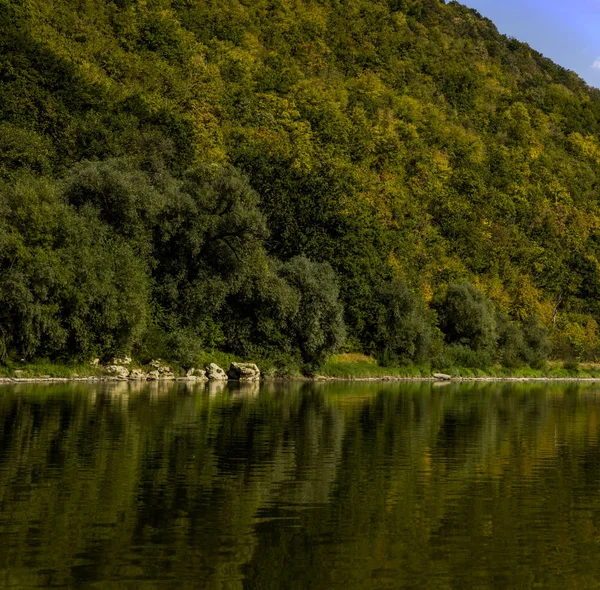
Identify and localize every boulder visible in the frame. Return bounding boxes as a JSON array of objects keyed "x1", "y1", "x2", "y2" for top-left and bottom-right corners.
[
  {"x1": 147, "y1": 370, "x2": 160, "y2": 381},
  {"x1": 150, "y1": 359, "x2": 166, "y2": 371},
  {"x1": 106, "y1": 365, "x2": 130, "y2": 379},
  {"x1": 186, "y1": 368, "x2": 207, "y2": 380},
  {"x1": 433, "y1": 373, "x2": 452, "y2": 381},
  {"x1": 206, "y1": 363, "x2": 227, "y2": 381},
  {"x1": 112, "y1": 356, "x2": 132, "y2": 365},
  {"x1": 150, "y1": 360, "x2": 175, "y2": 379},
  {"x1": 128, "y1": 369, "x2": 147, "y2": 380},
  {"x1": 227, "y1": 362, "x2": 260, "y2": 381}
]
